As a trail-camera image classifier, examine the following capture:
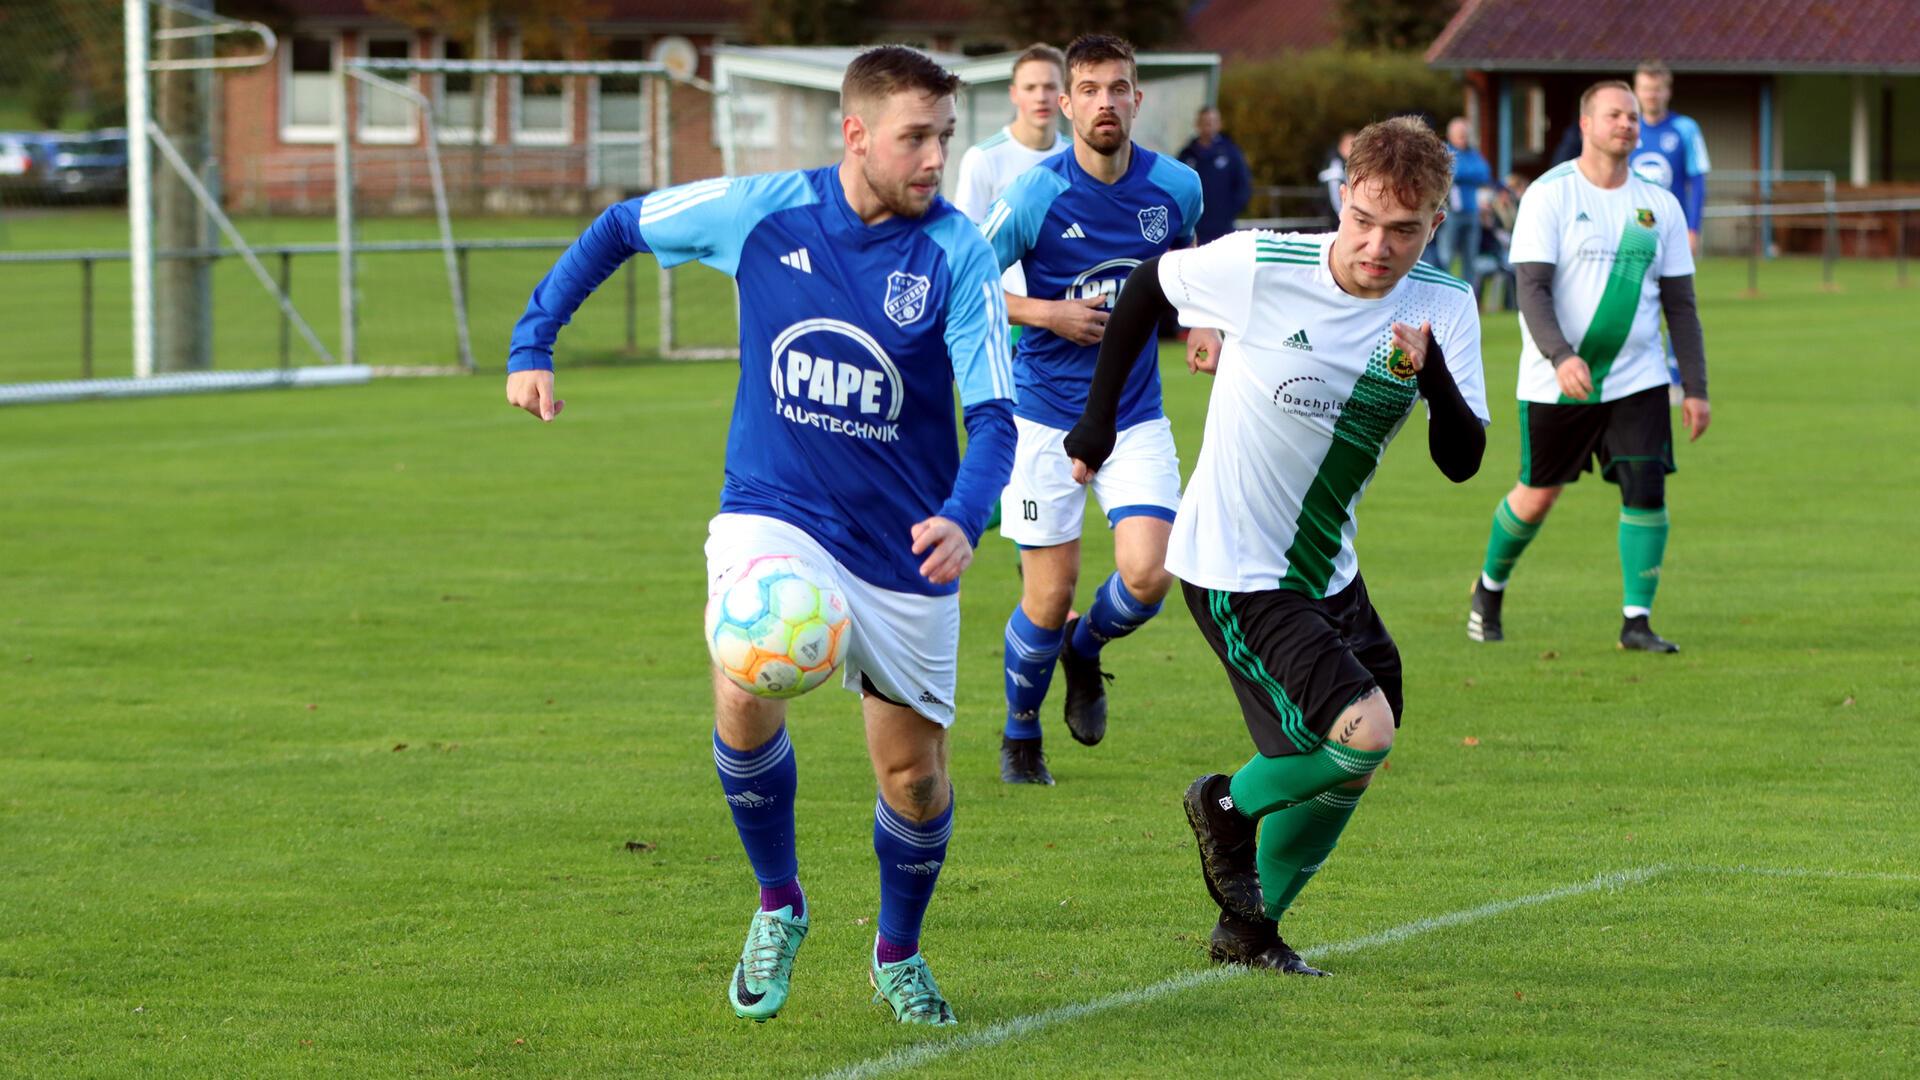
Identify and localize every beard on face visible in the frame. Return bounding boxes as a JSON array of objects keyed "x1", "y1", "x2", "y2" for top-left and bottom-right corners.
[
  {"x1": 863, "y1": 156, "x2": 939, "y2": 219},
  {"x1": 1078, "y1": 113, "x2": 1127, "y2": 155}
]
